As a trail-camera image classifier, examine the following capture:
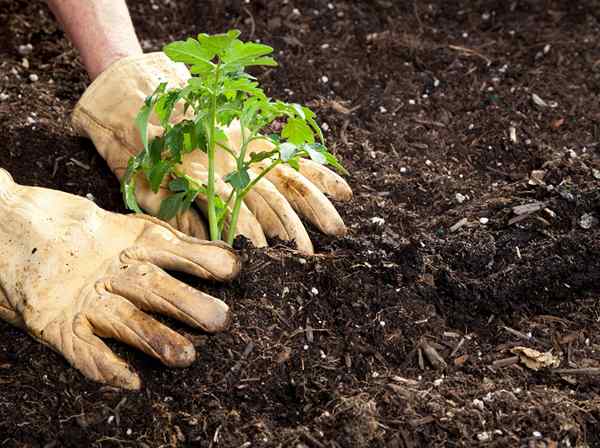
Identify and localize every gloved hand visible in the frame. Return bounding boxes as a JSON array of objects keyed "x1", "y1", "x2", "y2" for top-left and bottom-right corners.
[
  {"x1": 0, "y1": 168, "x2": 237, "y2": 389},
  {"x1": 71, "y1": 53, "x2": 352, "y2": 254}
]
